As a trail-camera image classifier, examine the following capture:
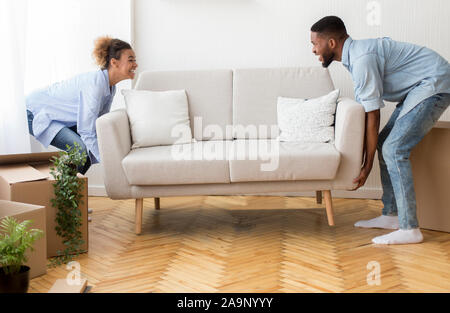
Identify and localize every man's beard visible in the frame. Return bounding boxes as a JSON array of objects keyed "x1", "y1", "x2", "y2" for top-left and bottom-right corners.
[{"x1": 321, "y1": 52, "x2": 335, "y2": 68}]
